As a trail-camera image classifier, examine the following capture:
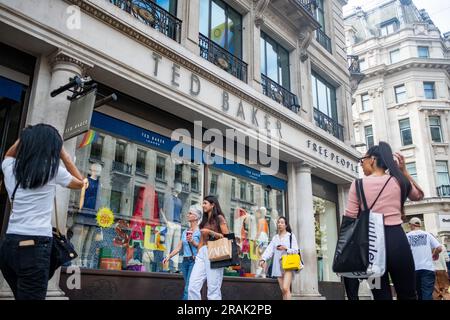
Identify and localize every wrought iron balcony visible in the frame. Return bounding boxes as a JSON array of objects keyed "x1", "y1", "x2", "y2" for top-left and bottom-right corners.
[
  {"x1": 199, "y1": 33, "x2": 248, "y2": 82},
  {"x1": 261, "y1": 74, "x2": 300, "y2": 113},
  {"x1": 112, "y1": 161, "x2": 133, "y2": 175},
  {"x1": 109, "y1": 0, "x2": 182, "y2": 43},
  {"x1": 437, "y1": 185, "x2": 450, "y2": 197},
  {"x1": 316, "y1": 28, "x2": 332, "y2": 54},
  {"x1": 295, "y1": 0, "x2": 317, "y2": 16},
  {"x1": 313, "y1": 108, "x2": 344, "y2": 141}
]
